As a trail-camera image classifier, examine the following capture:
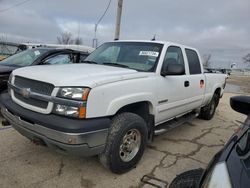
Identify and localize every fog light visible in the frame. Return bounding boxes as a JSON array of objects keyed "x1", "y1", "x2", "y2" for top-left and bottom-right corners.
[{"x1": 54, "y1": 104, "x2": 79, "y2": 118}]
